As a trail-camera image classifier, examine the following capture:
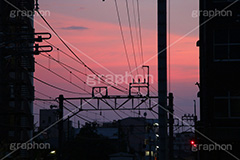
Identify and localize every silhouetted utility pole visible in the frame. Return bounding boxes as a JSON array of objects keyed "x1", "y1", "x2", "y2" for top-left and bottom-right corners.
[
  {"x1": 149, "y1": 135, "x2": 152, "y2": 160},
  {"x1": 193, "y1": 100, "x2": 198, "y2": 160},
  {"x1": 58, "y1": 95, "x2": 64, "y2": 160},
  {"x1": 193, "y1": 100, "x2": 197, "y2": 128},
  {"x1": 158, "y1": 0, "x2": 167, "y2": 159},
  {"x1": 168, "y1": 93, "x2": 174, "y2": 160},
  {"x1": 67, "y1": 116, "x2": 70, "y2": 141}
]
